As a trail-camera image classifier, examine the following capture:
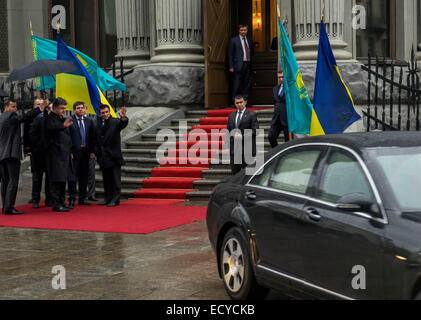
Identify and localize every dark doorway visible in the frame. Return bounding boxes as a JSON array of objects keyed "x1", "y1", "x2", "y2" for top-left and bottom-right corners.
[{"x1": 231, "y1": 0, "x2": 278, "y2": 105}]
